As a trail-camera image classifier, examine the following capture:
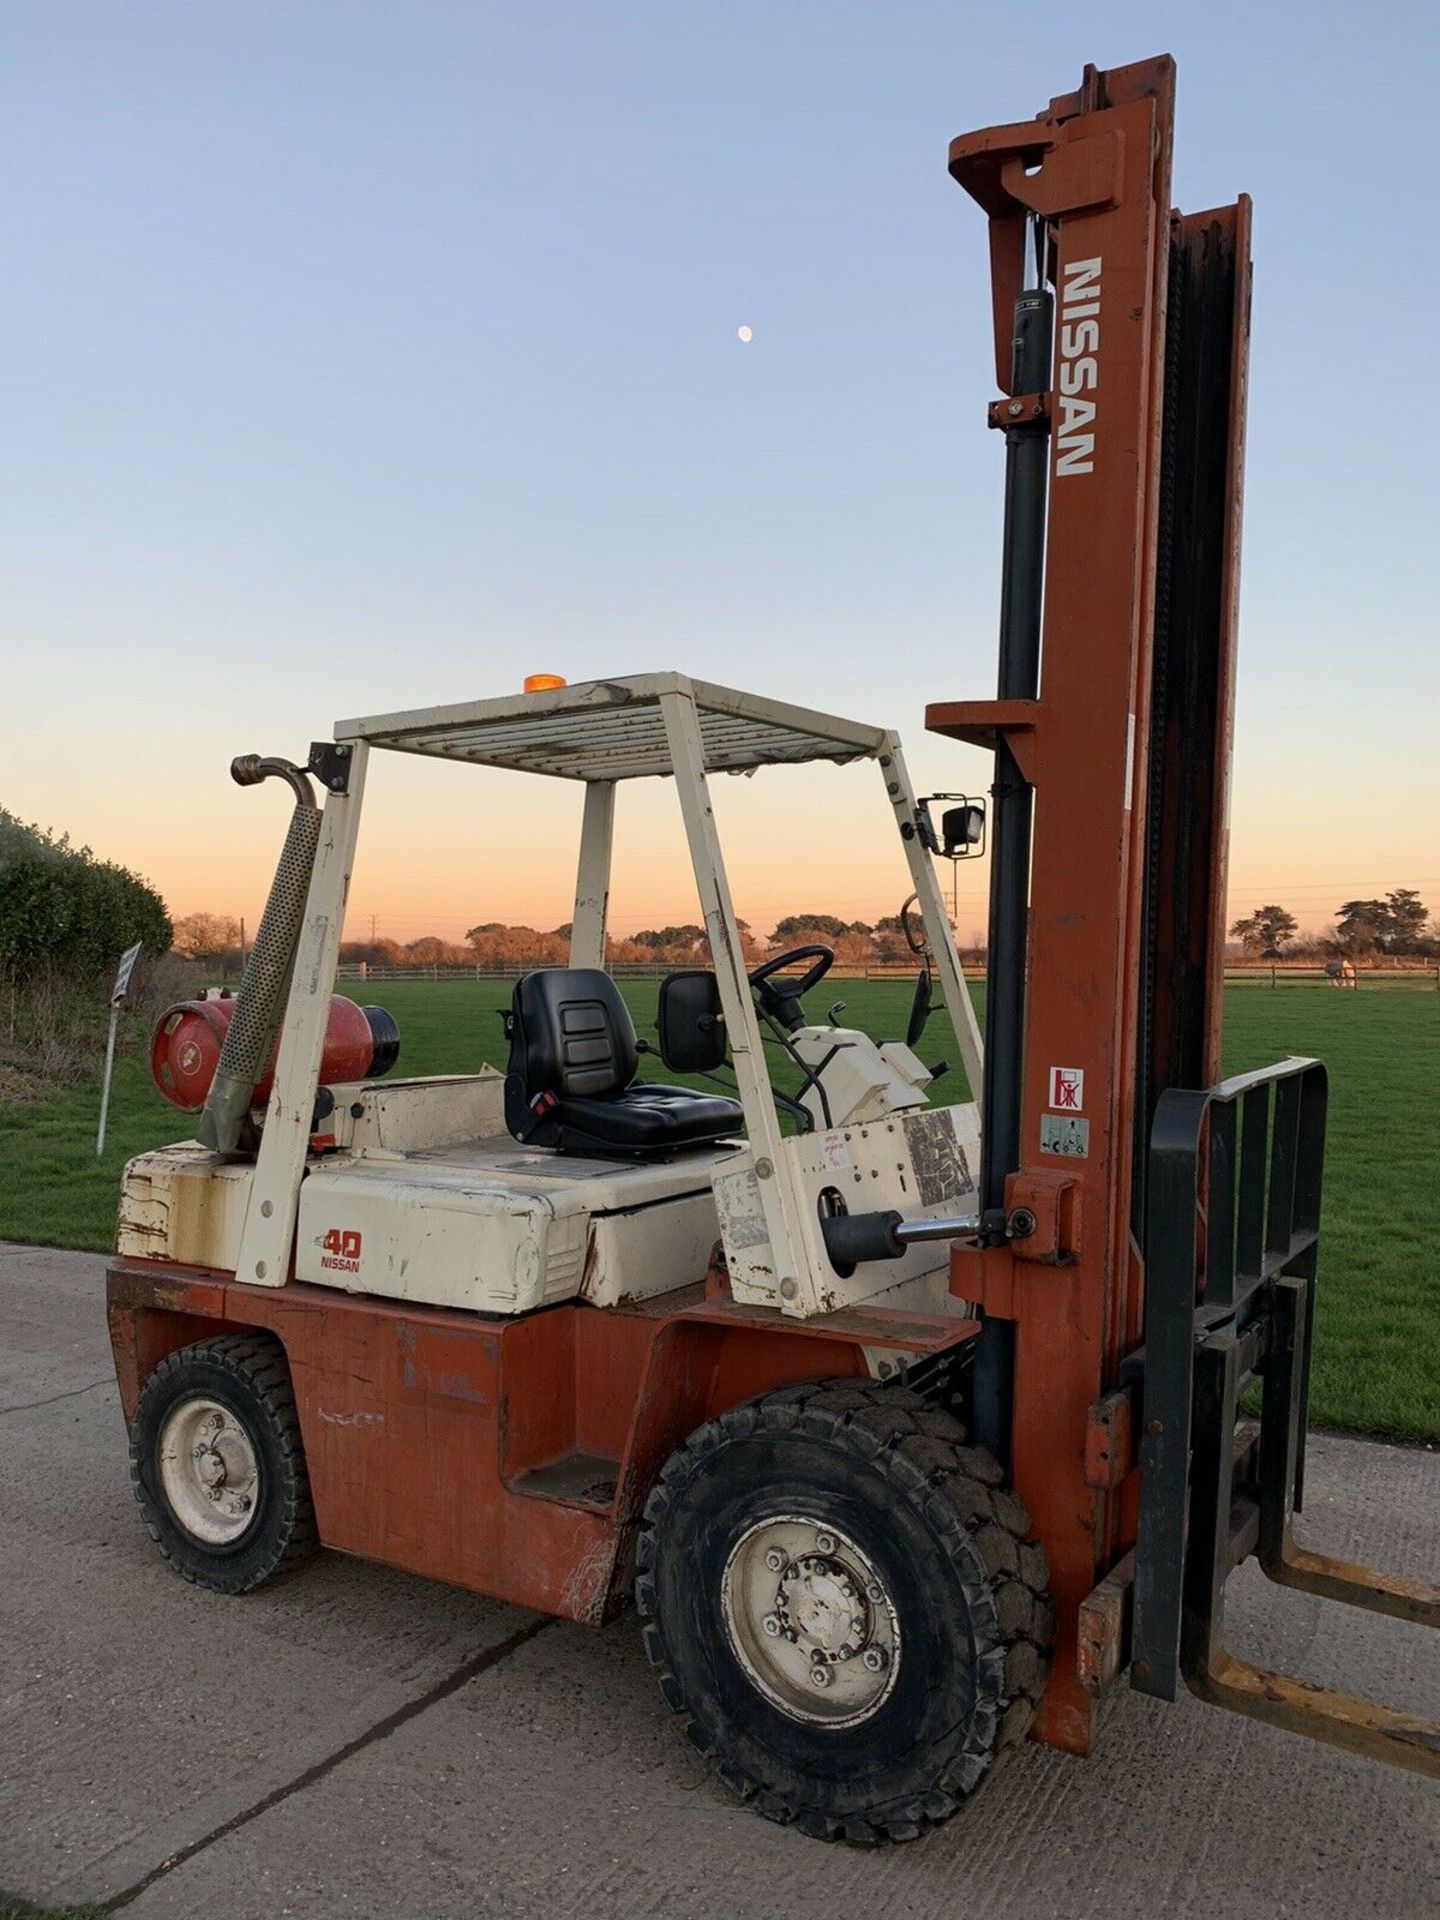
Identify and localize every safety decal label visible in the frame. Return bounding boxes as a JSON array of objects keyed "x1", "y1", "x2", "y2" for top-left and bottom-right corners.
[
  {"x1": 714, "y1": 1167, "x2": 772, "y2": 1250},
  {"x1": 904, "y1": 1107, "x2": 974, "y2": 1208},
  {"x1": 1048, "y1": 1065, "x2": 1085, "y2": 1112},
  {"x1": 819, "y1": 1129, "x2": 853, "y2": 1172},
  {"x1": 1040, "y1": 1114, "x2": 1090, "y2": 1159}
]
